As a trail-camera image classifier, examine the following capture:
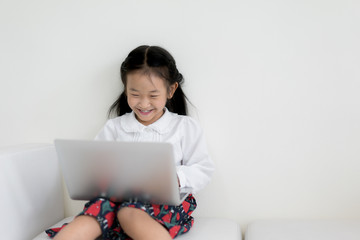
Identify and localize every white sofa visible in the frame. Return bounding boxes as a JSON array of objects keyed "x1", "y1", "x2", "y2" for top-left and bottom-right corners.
[
  {"x1": 245, "y1": 220, "x2": 360, "y2": 240},
  {"x1": 3, "y1": 144, "x2": 360, "y2": 240},
  {"x1": 0, "y1": 144, "x2": 240, "y2": 240}
]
